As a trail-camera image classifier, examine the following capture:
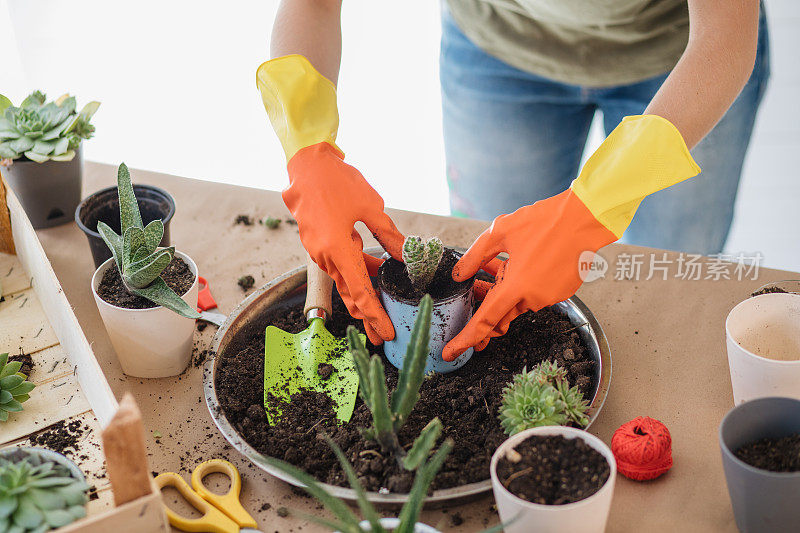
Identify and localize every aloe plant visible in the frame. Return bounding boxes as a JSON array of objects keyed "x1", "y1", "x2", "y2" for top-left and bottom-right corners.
[
  {"x1": 97, "y1": 163, "x2": 200, "y2": 318},
  {"x1": 346, "y1": 294, "x2": 433, "y2": 465},
  {"x1": 0, "y1": 353, "x2": 35, "y2": 423},
  {"x1": 259, "y1": 434, "x2": 454, "y2": 533},
  {"x1": 498, "y1": 361, "x2": 589, "y2": 436},
  {"x1": 402, "y1": 236, "x2": 443, "y2": 291},
  {"x1": 0, "y1": 91, "x2": 99, "y2": 163},
  {"x1": 0, "y1": 450, "x2": 89, "y2": 532}
]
